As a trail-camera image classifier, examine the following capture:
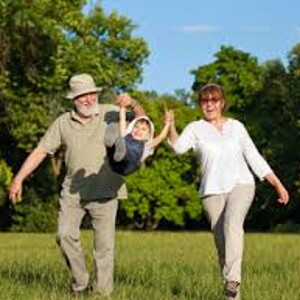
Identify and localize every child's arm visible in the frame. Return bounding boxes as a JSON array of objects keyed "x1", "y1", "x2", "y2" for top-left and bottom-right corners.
[
  {"x1": 119, "y1": 106, "x2": 127, "y2": 137},
  {"x1": 151, "y1": 123, "x2": 170, "y2": 149},
  {"x1": 151, "y1": 110, "x2": 174, "y2": 149}
]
